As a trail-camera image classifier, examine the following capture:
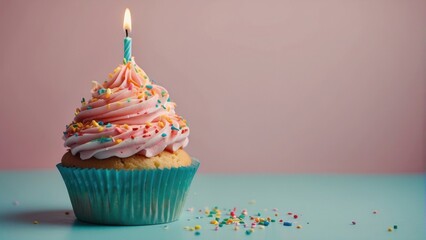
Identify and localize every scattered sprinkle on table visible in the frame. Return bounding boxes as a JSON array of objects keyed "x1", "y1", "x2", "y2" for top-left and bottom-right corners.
[{"x1": 33, "y1": 220, "x2": 39, "y2": 224}]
